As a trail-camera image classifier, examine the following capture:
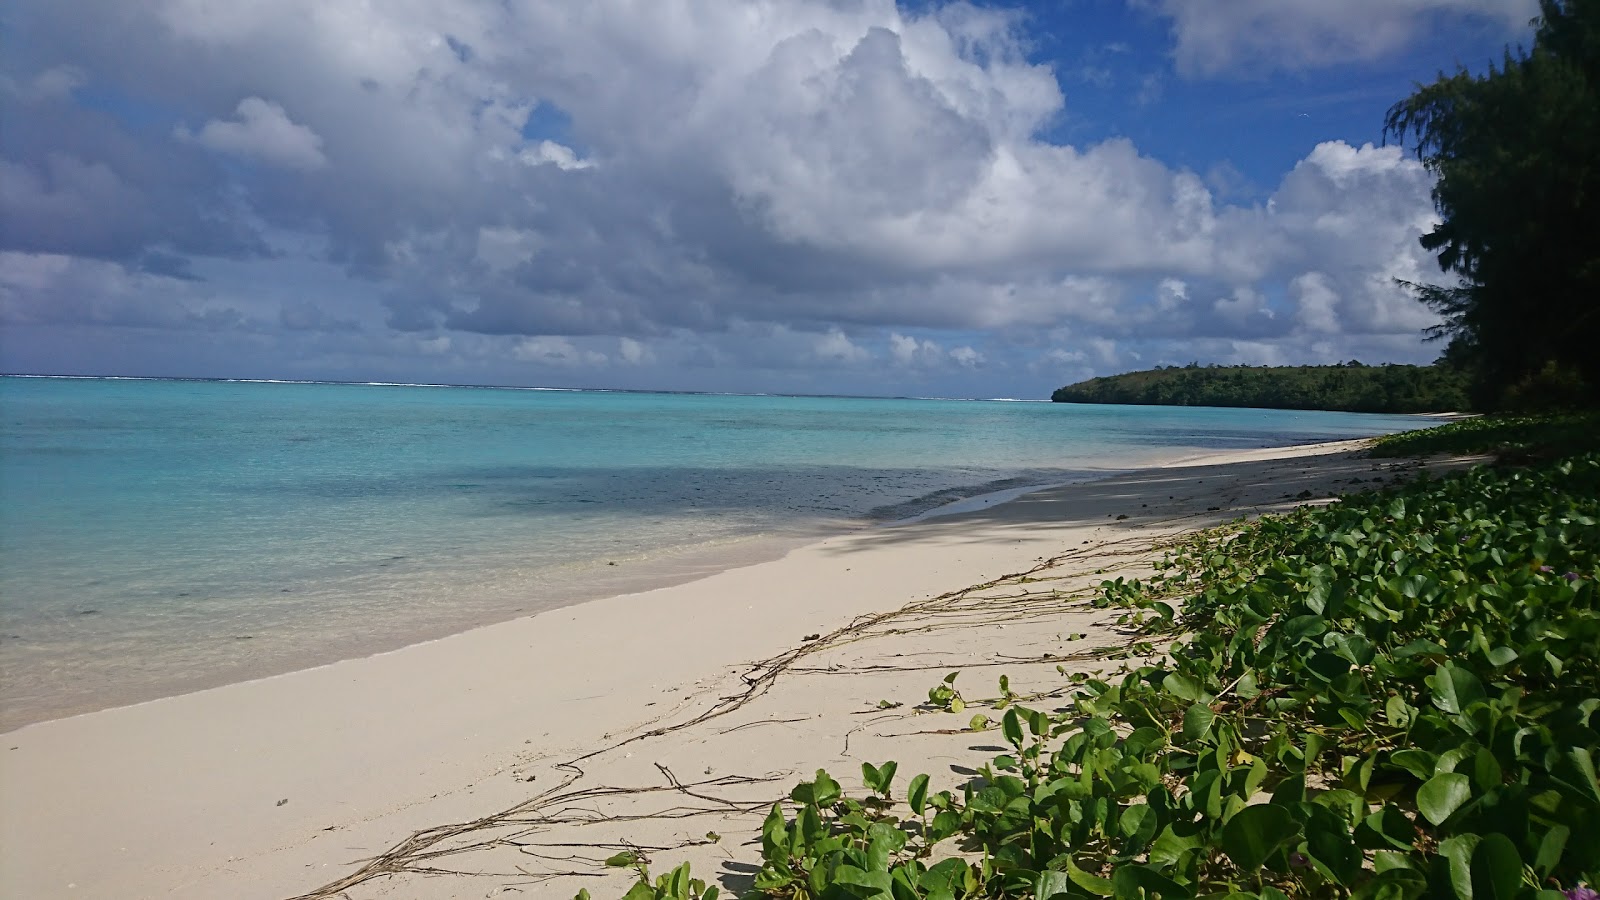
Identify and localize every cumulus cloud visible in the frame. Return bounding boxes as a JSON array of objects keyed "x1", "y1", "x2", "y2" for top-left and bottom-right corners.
[
  {"x1": 813, "y1": 328, "x2": 872, "y2": 365},
  {"x1": 617, "y1": 336, "x2": 652, "y2": 365},
  {"x1": 948, "y1": 345, "x2": 984, "y2": 368},
  {"x1": 1141, "y1": 0, "x2": 1537, "y2": 75},
  {"x1": 0, "y1": 0, "x2": 1460, "y2": 394},
  {"x1": 888, "y1": 332, "x2": 945, "y2": 367},
  {"x1": 178, "y1": 97, "x2": 328, "y2": 170}
]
